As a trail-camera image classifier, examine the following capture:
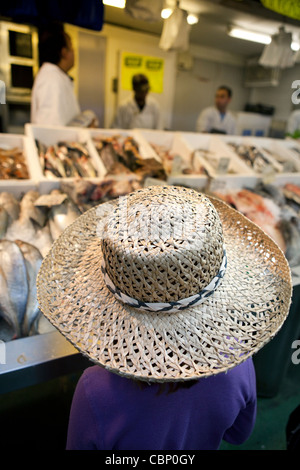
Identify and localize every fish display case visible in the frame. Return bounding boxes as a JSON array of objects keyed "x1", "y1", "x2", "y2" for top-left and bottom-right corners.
[
  {"x1": 0, "y1": 180, "x2": 92, "y2": 394},
  {"x1": 89, "y1": 128, "x2": 159, "y2": 162},
  {"x1": 87, "y1": 128, "x2": 167, "y2": 183},
  {"x1": 168, "y1": 132, "x2": 255, "y2": 179},
  {"x1": 0, "y1": 132, "x2": 42, "y2": 182},
  {"x1": 2, "y1": 125, "x2": 300, "y2": 397},
  {"x1": 219, "y1": 135, "x2": 300, "y2": 183},
  {"x1": 137, "y1": 129, "x2": 192, "y2": 176},
  {"x1": 24, "y1": 124, "x2": 107, "y2": 181},
  {"x1": 0, "y1": 329, "x2": 90, "y2": 395}
]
